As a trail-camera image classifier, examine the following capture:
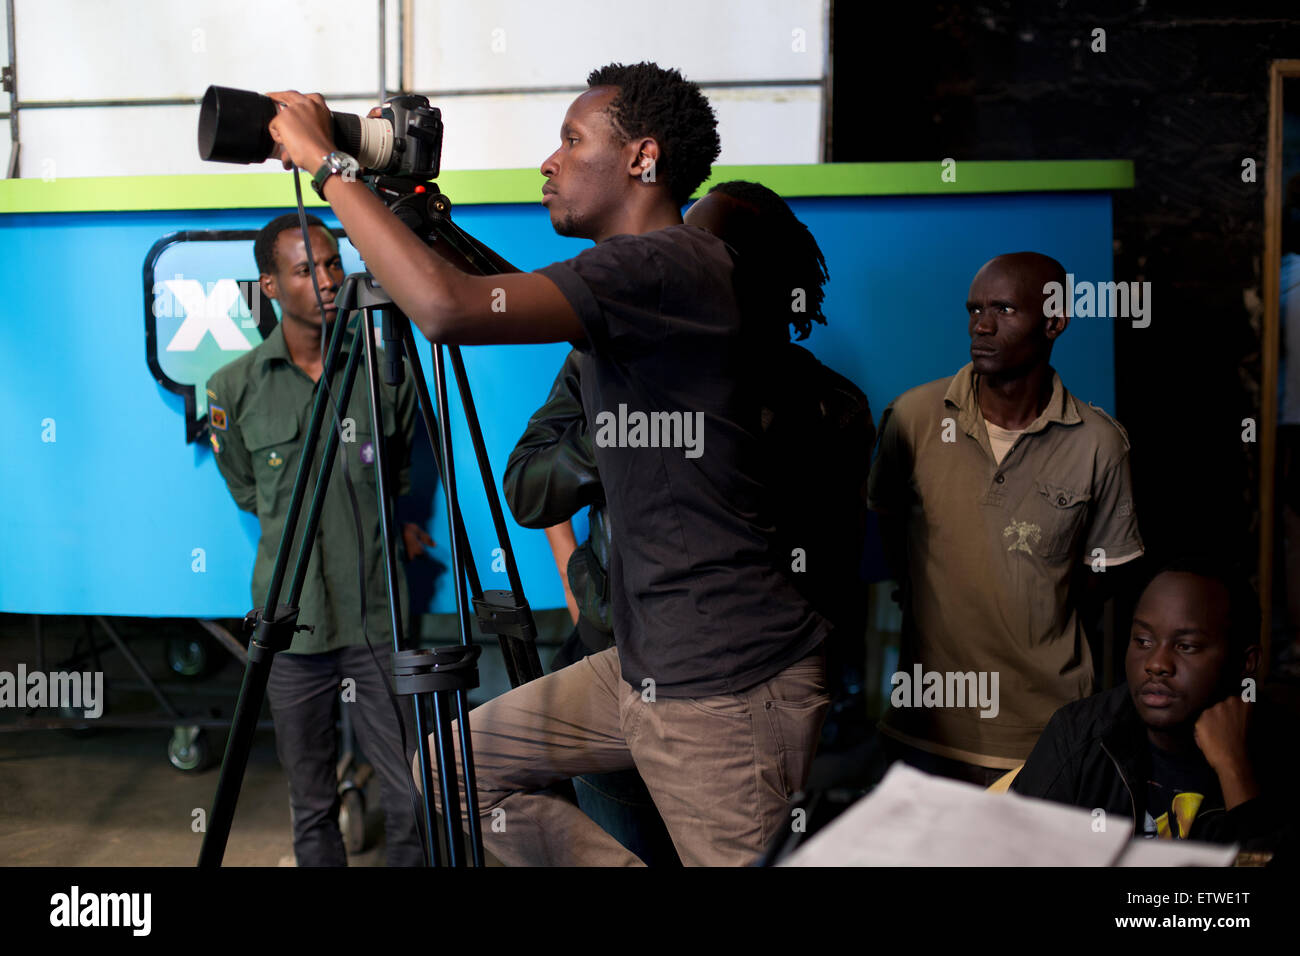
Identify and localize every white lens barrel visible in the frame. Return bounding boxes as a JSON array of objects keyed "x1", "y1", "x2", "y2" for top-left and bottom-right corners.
[{"x1": 355, "y1": 117, "x2": 395, "y2": 171}]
